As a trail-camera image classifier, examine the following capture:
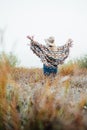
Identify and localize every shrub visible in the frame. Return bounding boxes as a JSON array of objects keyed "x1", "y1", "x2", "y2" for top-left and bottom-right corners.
[
  {"x1": 76, "y1": 54, "x2": 87, "y2": 68},
  {"x1": 59, "y1": 61, "x2": 77, "y2": 76},
  {"x1": 0, "y1": 52, "x2": 20, "y2": 67}
]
